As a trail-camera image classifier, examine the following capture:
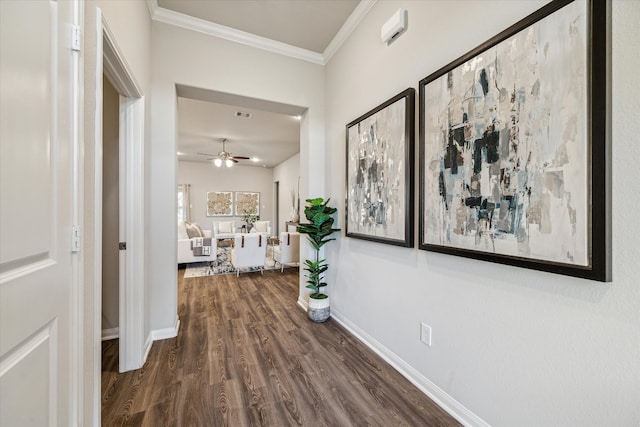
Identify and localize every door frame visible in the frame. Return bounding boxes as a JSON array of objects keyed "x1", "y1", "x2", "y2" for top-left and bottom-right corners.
[{"x1": 94, "y1": 11, "x2": 146, "y2": 374}]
